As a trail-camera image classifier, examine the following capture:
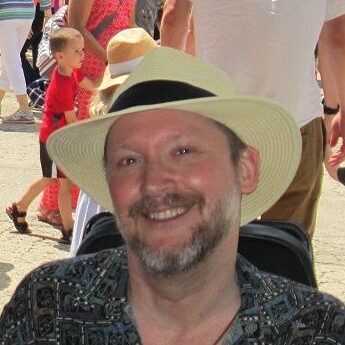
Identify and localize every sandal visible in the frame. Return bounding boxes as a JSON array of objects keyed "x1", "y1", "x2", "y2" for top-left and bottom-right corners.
[
  {"x1": 37, "y1": 211, "x2": 63, "y2": 228},
  {"x1": 58, "y1": 229, "x2": 72, "y2": 244},
  {"x1": 6, "y1": 203, "x2": 31, "y2": 234}
]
